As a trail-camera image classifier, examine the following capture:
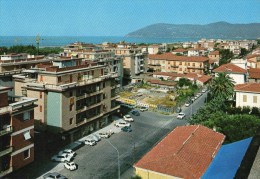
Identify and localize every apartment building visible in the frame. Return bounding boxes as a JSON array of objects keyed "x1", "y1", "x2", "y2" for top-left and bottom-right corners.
[
  {"x1": 187, "y1": 47, "x2": 207, "y2": 57},
  {"x1": 0, "y1": 53, "x2": 51, "y2": 96},
  {"x1": 148, "y1": 53, "x2": 209, "y2": 74},
  {"x1": 234, "y1": 83, "x2": 260, "y2": 108},
  {"x1": 208, "y1": 51, "x2": 220, "y2": 61},
  {"x1": 247, "y1": 54, "x2": 260, "y2": 69},
  {"x1": 213, "y1": 63, "x2": 247, "y2": 85},
  {"x1": 113, "y1": 43, "x2": 148, "y2": 84},
  {"x1": 62, "y1": 43, "x2": 123, "y2": 86},
  {"x1": 13, "y1": 57, "x2": 120, "y2": 142},
  {"x1": 0, "y1": 87, "x2": 37, "y2": 178}
]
